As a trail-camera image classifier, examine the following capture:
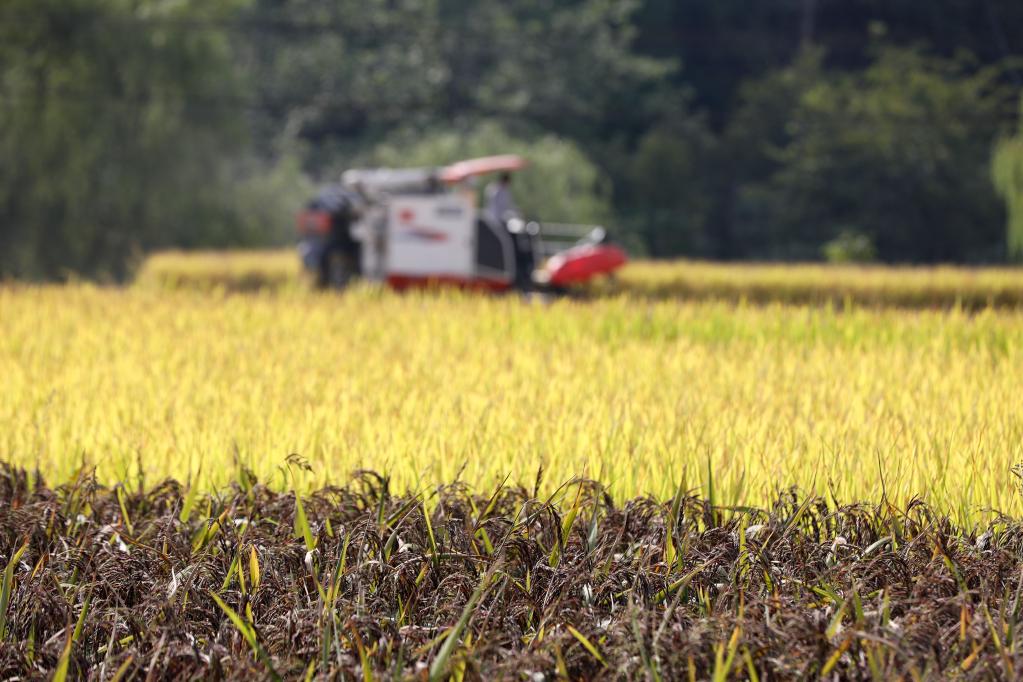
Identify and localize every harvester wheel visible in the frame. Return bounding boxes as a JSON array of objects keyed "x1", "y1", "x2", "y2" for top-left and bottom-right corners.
[{"x1": 319, "y1": 249, "x2": 358, "y2": 289}]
